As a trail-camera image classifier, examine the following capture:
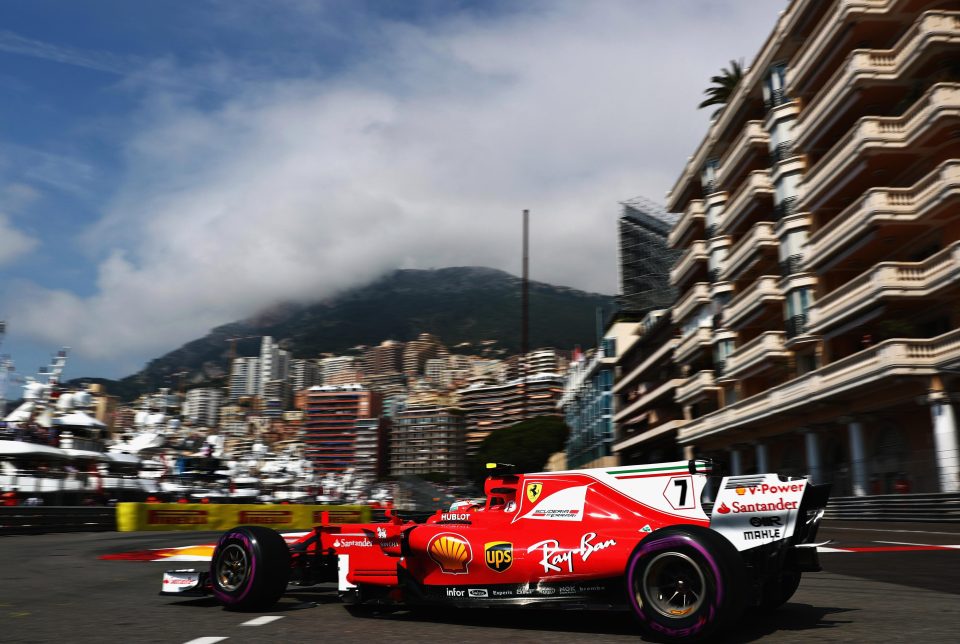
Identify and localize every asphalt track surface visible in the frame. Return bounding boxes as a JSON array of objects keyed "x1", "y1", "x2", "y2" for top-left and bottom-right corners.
[{"x1": 1, "y1": 521, "x2": 958, "y2": 643}]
